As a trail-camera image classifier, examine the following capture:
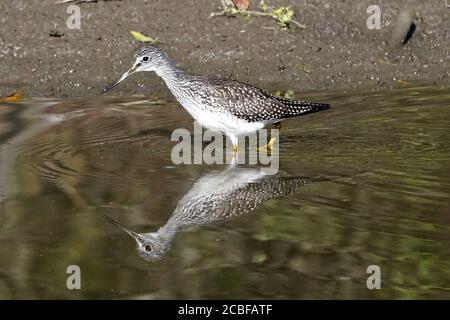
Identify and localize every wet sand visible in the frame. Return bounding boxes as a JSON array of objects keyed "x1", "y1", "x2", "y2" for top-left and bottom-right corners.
[{"x1": 1, "y1": 0, "x2": 449, "y2": 98}]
